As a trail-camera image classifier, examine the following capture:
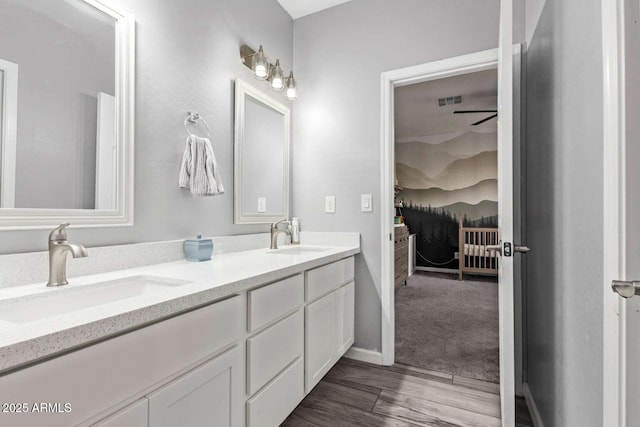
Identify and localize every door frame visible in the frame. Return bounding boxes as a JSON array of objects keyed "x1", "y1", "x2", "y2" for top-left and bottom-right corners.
[
  {"x1": 380, "y1": 48, "x2": 500, "y2": 366},
  {"x1": 602, "y1": 0, "x2": 626, "y2": 425}
]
